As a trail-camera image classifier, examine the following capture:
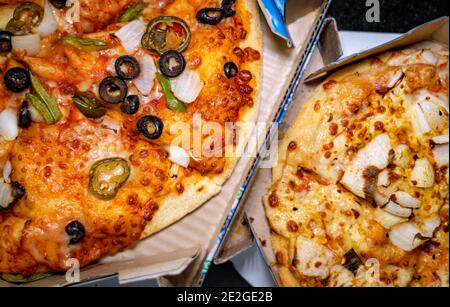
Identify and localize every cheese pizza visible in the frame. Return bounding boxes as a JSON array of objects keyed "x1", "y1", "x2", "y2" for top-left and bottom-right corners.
[
  {"x1": 0, "y1": 0, "x2": 261, "y2": 281},
  {"x1": 264, "y1": 47, "x2": 449, "y2": 287}
]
